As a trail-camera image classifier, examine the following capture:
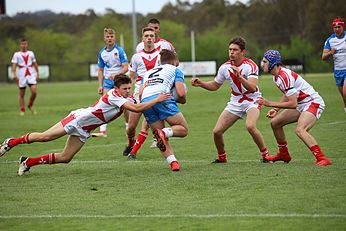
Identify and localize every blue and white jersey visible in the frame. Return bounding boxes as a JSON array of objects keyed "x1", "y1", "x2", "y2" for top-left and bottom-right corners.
[
  {"x1": 141, "y1": 64, "x2": 184, "y2": 101},
  {"x1": 324, "y1": 31, "x2": 346, "y2": 70},
  {"x1": 98, "y1": 44, "x2": 128, "y2": 79}
]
